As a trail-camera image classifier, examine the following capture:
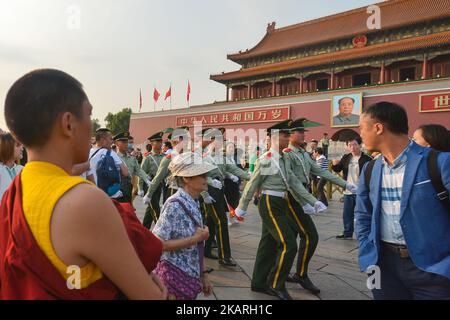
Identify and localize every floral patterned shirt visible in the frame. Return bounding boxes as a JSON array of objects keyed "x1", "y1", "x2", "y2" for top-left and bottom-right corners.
[{"x1": 153, "y1": 188, "x2": 204, "y2": 279}]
